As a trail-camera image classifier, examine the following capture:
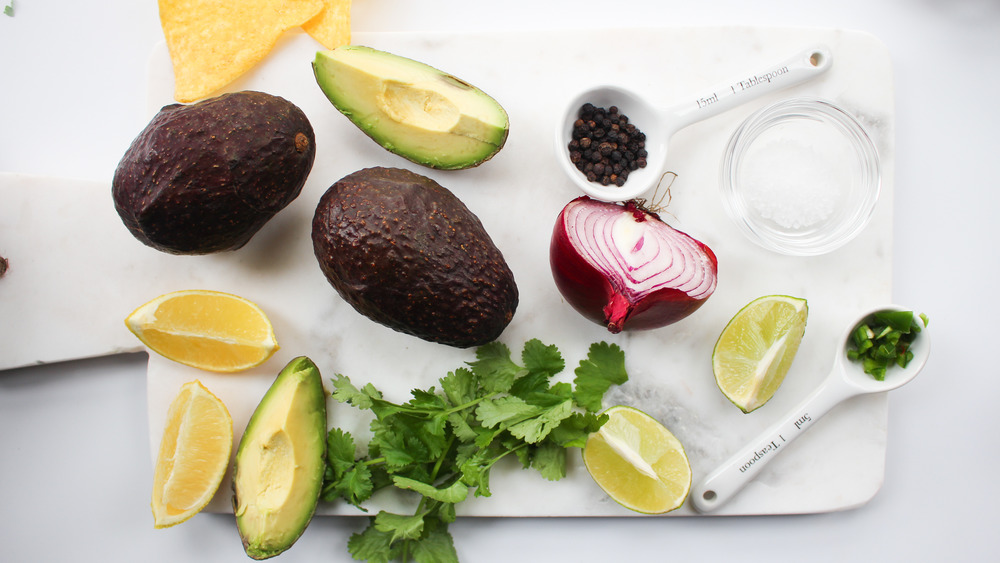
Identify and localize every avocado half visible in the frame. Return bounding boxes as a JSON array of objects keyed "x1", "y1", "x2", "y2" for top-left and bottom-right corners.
[
  {"x1": 233, "y1": 357, "x2": 326, "y2": 560},
  {"x1": 312, "y1": 46, "x2": 509, "y2": 170}
]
